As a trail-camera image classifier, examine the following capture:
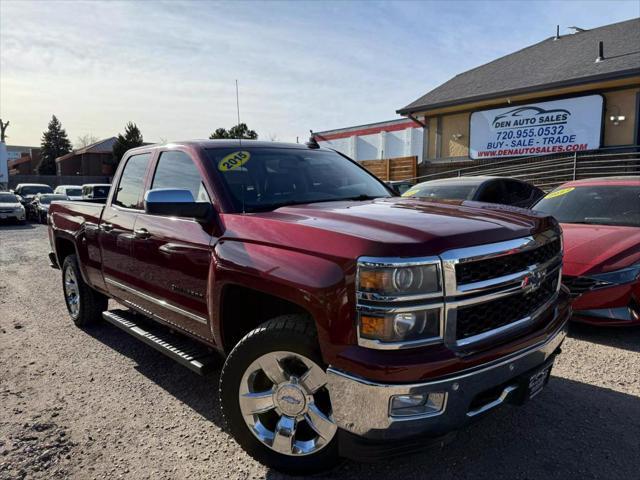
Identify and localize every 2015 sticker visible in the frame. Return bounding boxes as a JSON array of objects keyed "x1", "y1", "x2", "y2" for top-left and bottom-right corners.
[
  {"x1": 218, "y1": 151, "x2": 250, "y2": 172},
  {"x1": 544, "y1": 187, "x2": 575, "y2": 199}
]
